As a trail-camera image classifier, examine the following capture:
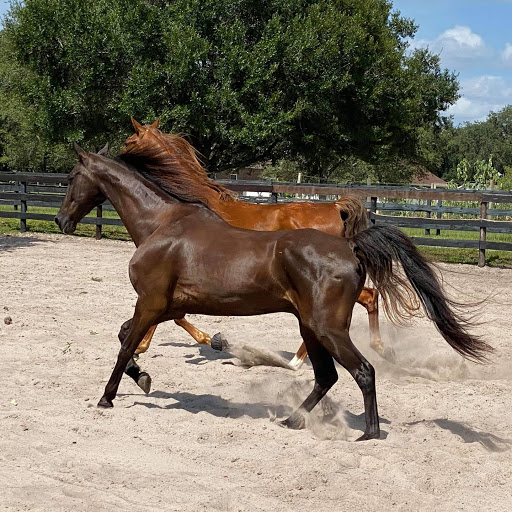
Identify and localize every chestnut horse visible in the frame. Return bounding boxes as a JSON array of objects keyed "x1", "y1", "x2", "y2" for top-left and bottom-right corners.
[
  {"x1": 55, "y1": 146, "x2": 491, "y2": 440},
  {"x1": 124, "y1": 119, "x2": 389, "y2": 372}
]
